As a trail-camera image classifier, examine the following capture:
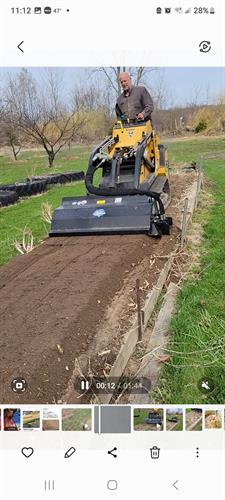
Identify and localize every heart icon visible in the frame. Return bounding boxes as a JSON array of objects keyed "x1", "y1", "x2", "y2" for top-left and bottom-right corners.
[{"x1": 21, "y1": 447, "x2": 34, "y2": 458}]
